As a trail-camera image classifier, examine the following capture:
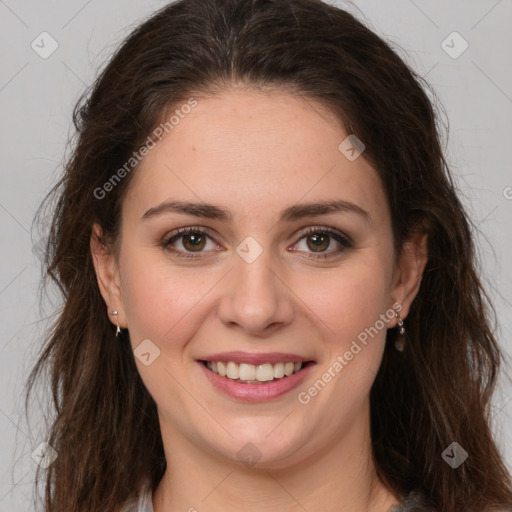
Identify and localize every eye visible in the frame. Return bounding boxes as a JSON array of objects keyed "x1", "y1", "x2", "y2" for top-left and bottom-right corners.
[
  {"x1": 291, "y1": 227, "x2": 353, "y2": 259},
  {"x1": 162, "y1": 227, "x2": 221, "y2": 259}
]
